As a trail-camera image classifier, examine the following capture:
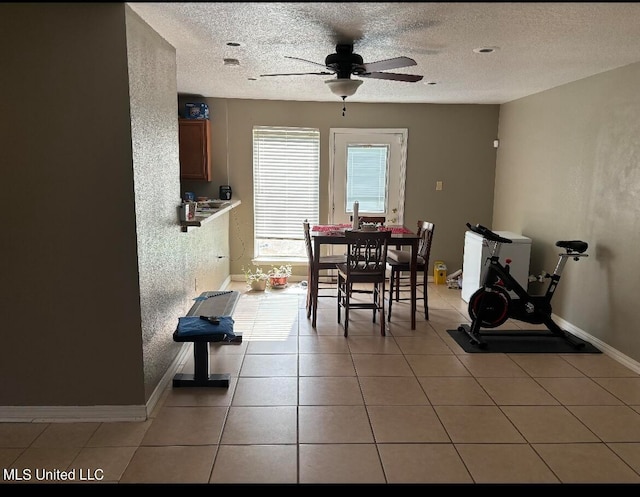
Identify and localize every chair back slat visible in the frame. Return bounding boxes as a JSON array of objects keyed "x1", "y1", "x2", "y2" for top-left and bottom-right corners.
[{"x1": 345, "y1": 230, "x2": 391, "y2": 274}]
